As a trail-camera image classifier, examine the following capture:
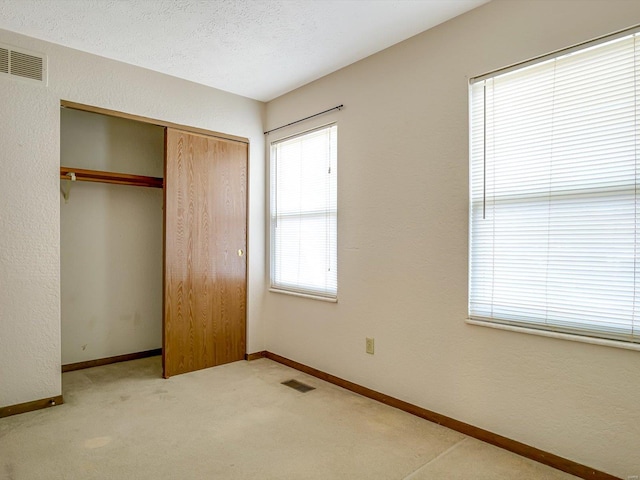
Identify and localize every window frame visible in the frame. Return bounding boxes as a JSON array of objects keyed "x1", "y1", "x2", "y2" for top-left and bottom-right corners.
[
  {"x1": 268, "y1": 122, "x2": 338, "y2": 302},
  {"x1": 467, "y1": 26, "x2": 640, "y2": 350}
]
